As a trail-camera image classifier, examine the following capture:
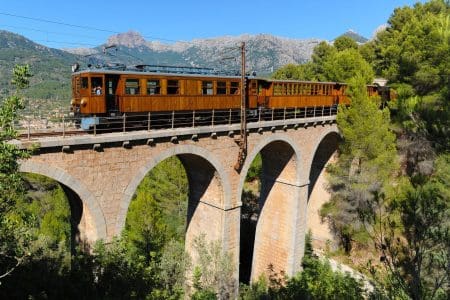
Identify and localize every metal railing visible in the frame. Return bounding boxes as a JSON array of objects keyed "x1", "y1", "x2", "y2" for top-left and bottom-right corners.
[{"x1": 16, "y1": 105, "x2": 338, "y2": 140}]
